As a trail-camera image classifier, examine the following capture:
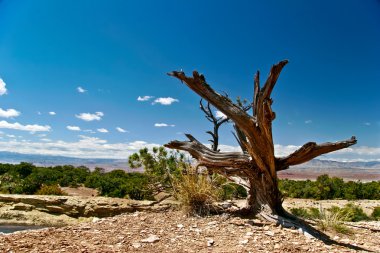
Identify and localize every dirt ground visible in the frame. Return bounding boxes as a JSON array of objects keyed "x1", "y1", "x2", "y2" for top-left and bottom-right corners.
[{"x1": 1, "y1": 206, "x2": 379, "y2": 252}]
